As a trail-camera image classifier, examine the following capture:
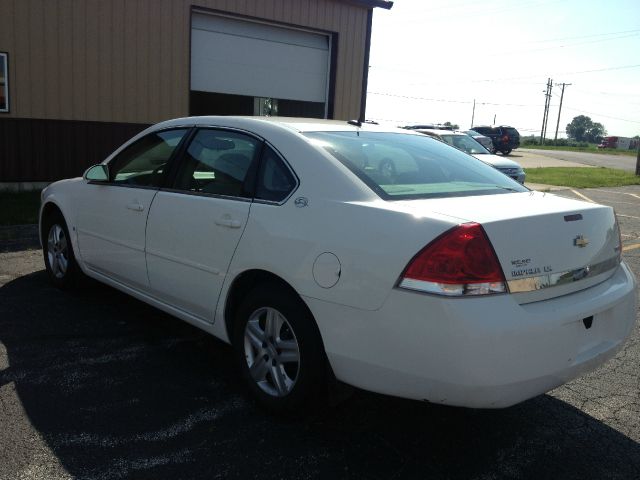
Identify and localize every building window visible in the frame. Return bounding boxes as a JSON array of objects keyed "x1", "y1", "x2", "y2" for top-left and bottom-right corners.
[
  {"x1": 190, "y1": 91, "x2": 325, "y2": 119},
  {"x1": 0, "y1": 53, "x2": 8, "y2": 113}
]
